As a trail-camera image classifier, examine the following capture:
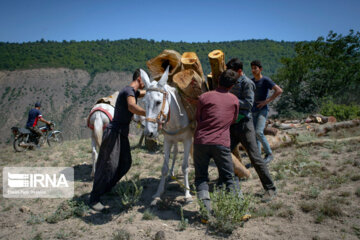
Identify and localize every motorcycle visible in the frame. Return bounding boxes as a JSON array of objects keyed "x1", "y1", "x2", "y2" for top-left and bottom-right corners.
[{"x1": 11, "y1": 122, "x2": 63, "y2": 152}]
